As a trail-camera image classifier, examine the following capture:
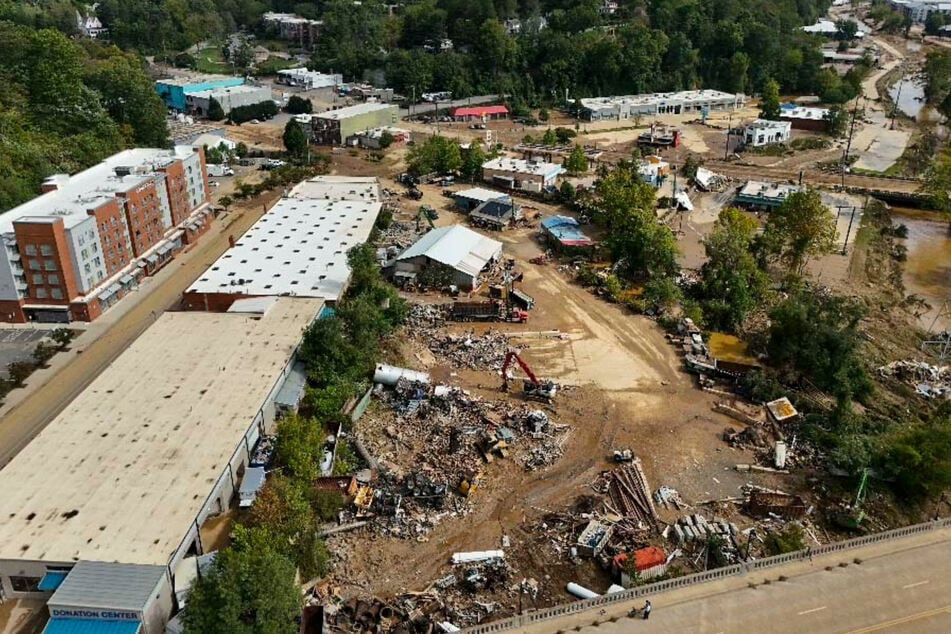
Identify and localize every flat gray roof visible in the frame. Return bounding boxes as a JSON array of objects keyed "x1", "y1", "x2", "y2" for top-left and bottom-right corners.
[
  {"x1": 316, "y1": 103, "x2": 396, "y2": 120},
  {"x1": 49, "y1": 562, "x2": 166, "y2": 612},
  {"x1": 0, "y1": 298, "x2": 322, "y2": 565}
]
